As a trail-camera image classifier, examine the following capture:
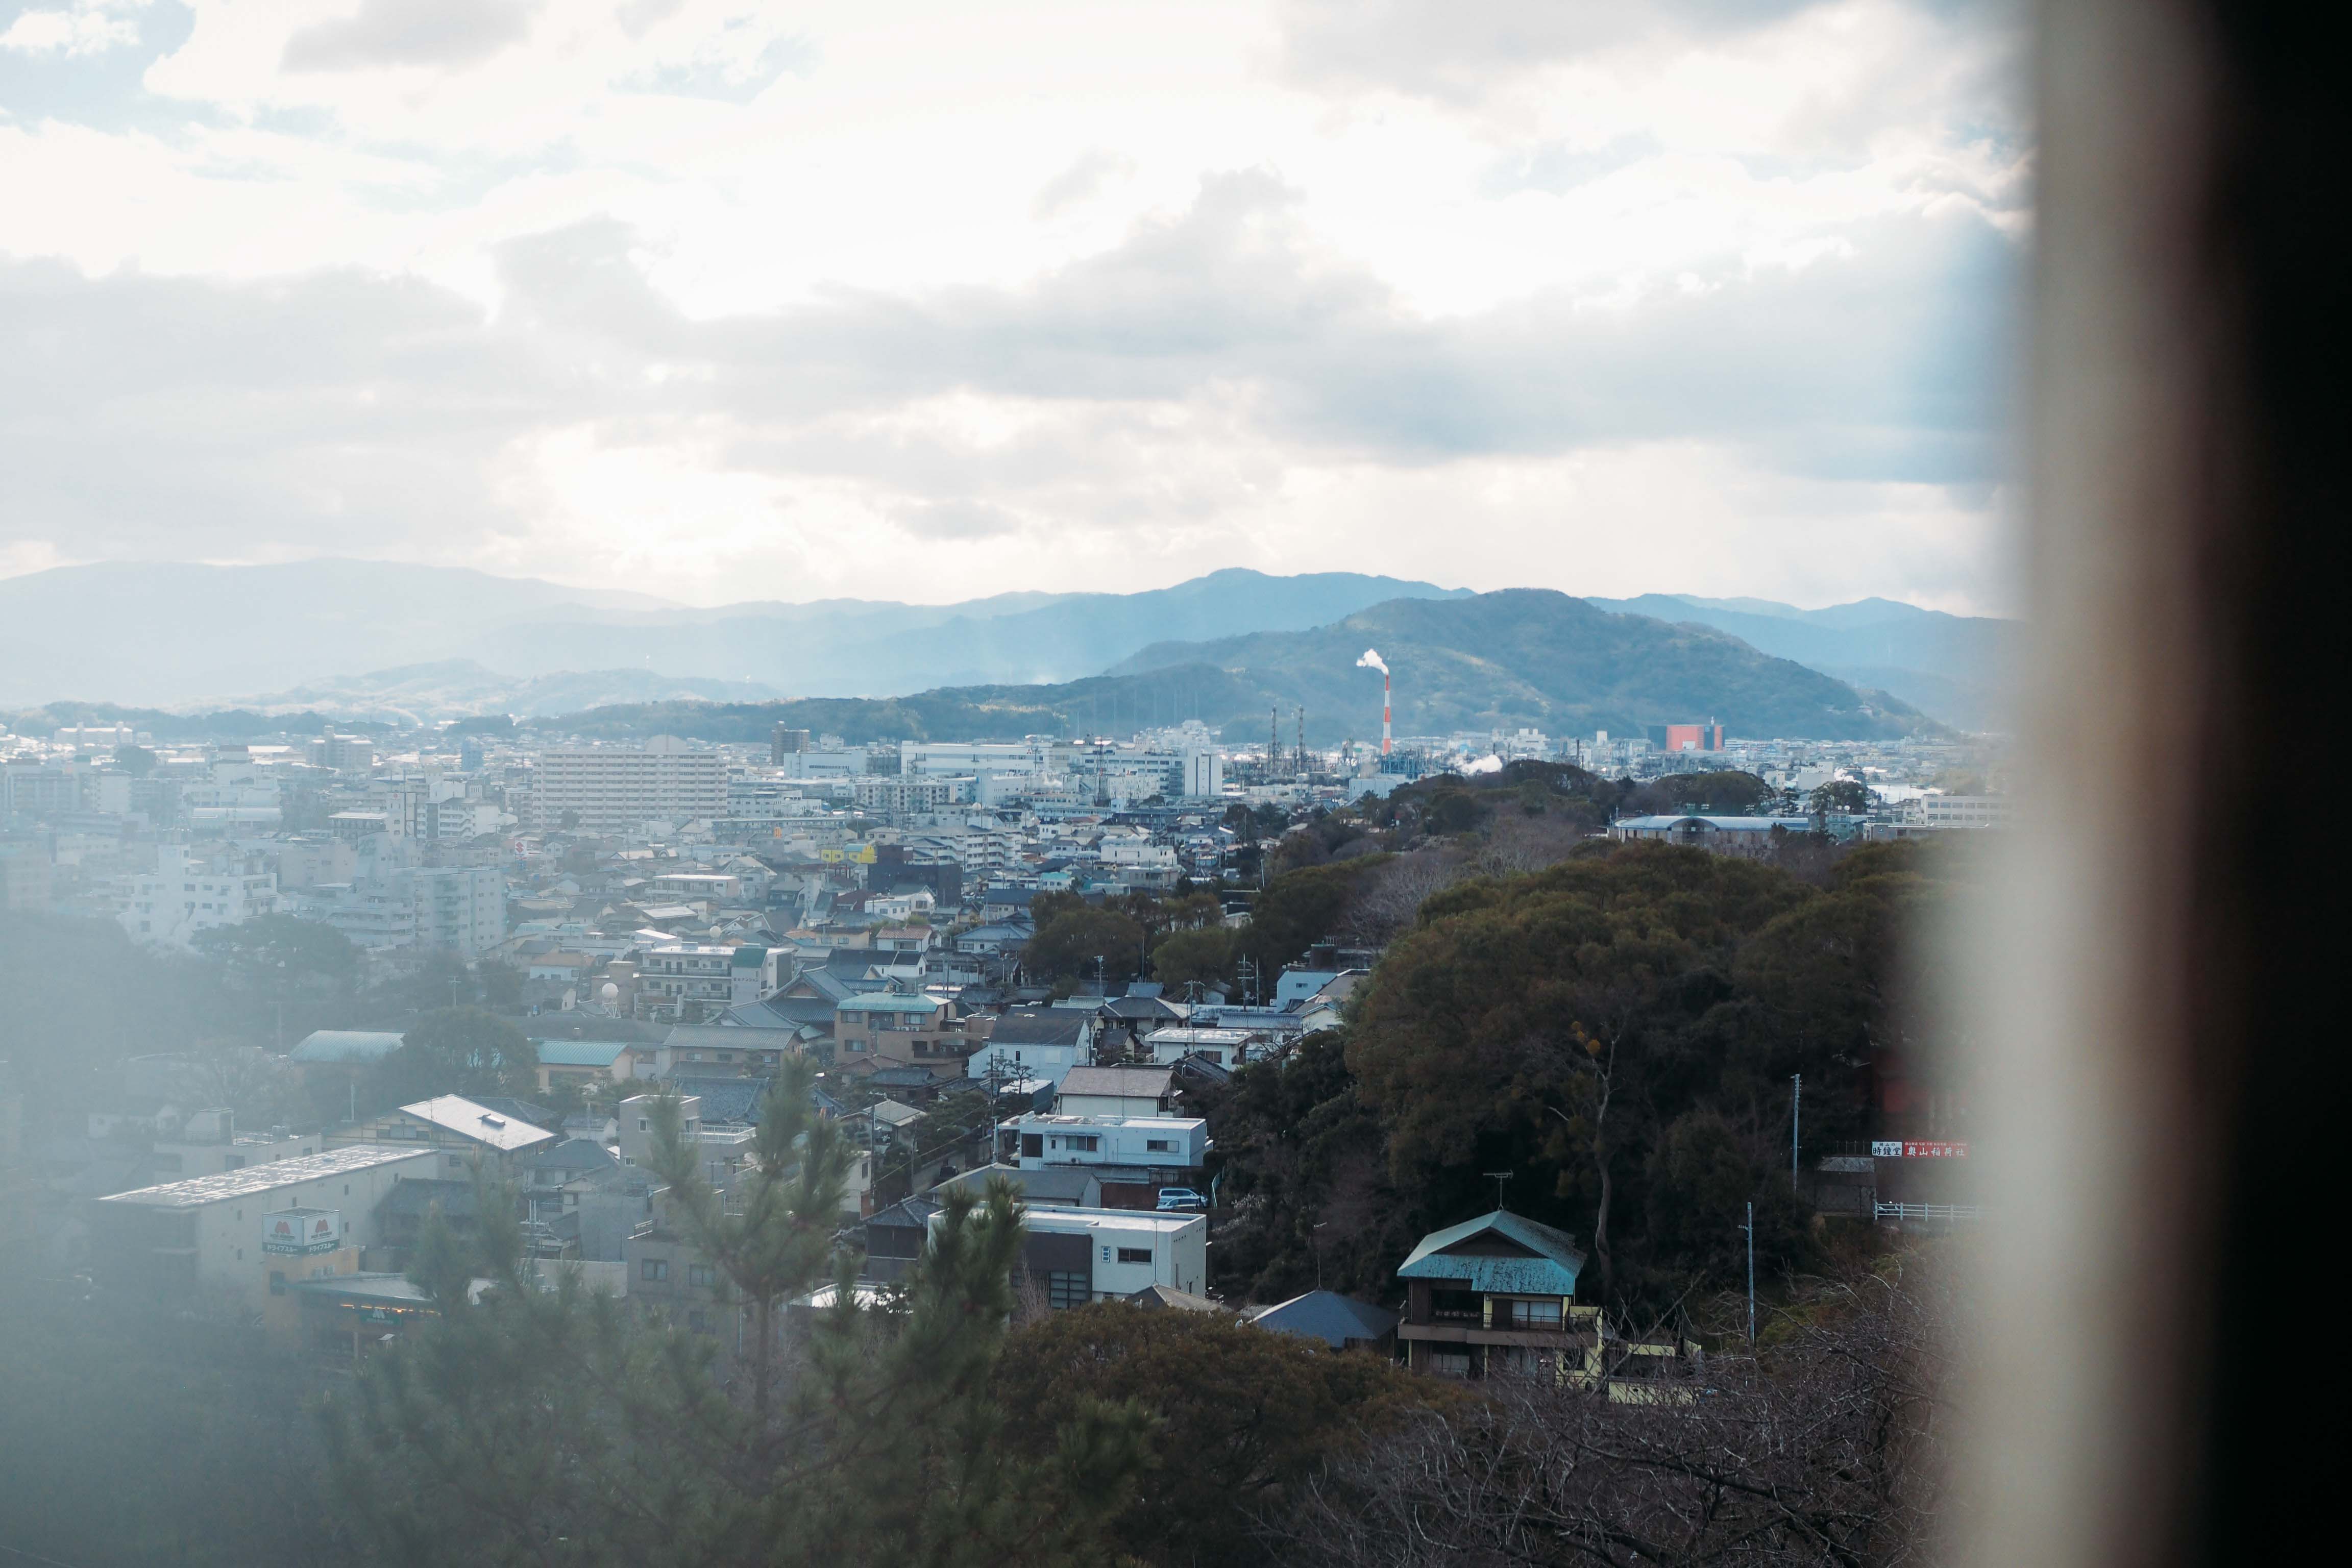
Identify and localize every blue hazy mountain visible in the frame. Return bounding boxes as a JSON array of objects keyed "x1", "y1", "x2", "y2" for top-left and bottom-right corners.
[
  {"x1": 0, "y1": 560, "x2": 1463, "y2": 708},
  {"x1": 1583, "y1": 594, "x2": 2012, "y2": 729}
]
